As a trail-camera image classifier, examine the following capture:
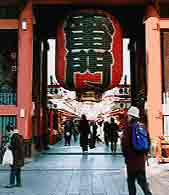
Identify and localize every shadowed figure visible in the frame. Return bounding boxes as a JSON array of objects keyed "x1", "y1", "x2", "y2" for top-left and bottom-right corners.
[{"x1": 79, "y1": 114, "x2": 90, "y2": 153}]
